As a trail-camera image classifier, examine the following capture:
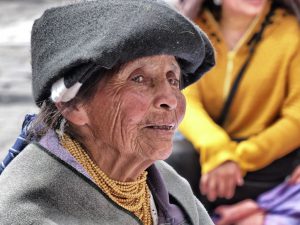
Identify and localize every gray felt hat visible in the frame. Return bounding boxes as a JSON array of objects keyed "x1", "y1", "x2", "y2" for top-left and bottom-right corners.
[{"x1": 31, "y1": 0, "x2": 215, "y2": 106}]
